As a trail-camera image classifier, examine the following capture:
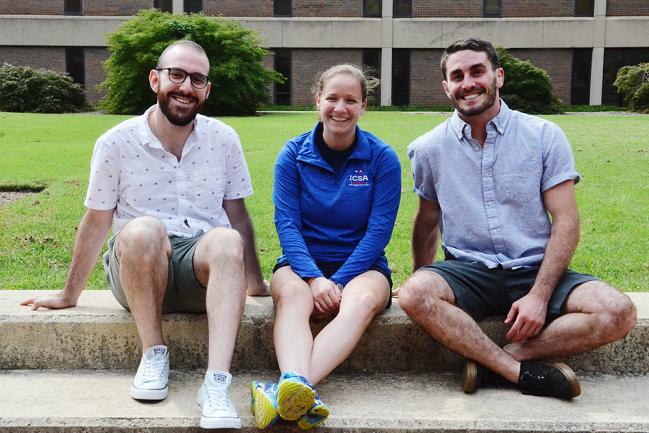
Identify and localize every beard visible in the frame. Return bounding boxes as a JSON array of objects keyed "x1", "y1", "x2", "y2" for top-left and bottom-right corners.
[
  {"x1": 157, "y1": 90, "x2": 205, "y2": 126},
  {"x1": 452, "y1": 77, "x2": 498, "y2": 117}
]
